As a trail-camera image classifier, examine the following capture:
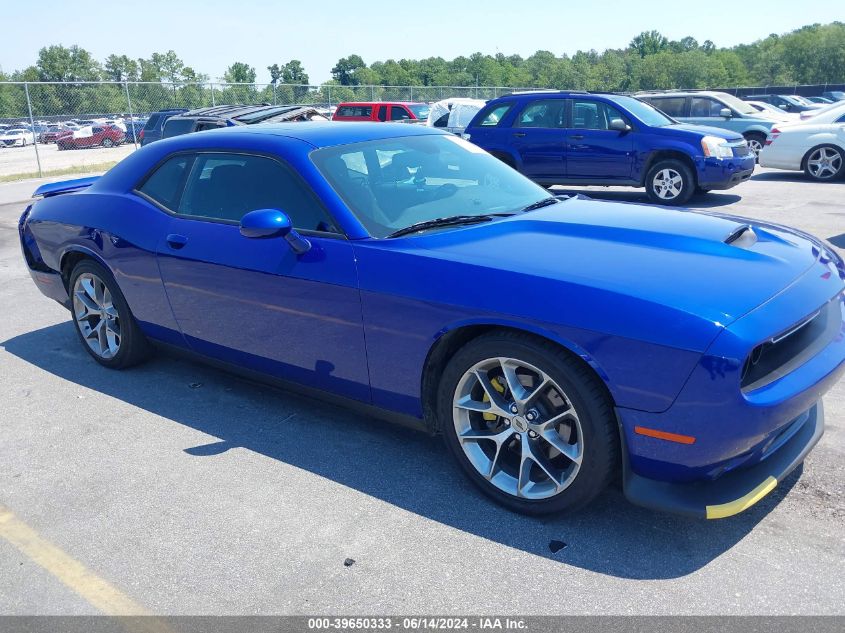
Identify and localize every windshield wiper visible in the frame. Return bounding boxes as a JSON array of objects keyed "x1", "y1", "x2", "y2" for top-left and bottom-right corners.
[
  {"x1": 520, "y1": 197, "x2": 561, "y2": 212},
  {"x1": 387, "y1": 214, "x2": 509, "y2": 238}
]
